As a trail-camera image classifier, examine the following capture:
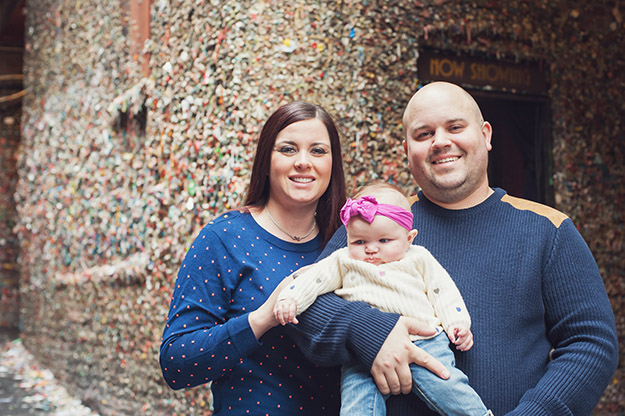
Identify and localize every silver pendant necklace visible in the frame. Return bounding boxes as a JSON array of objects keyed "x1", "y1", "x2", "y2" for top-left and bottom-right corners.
[{"x1": 265, "y1": 208, "x2": 317, "y2": 241}]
